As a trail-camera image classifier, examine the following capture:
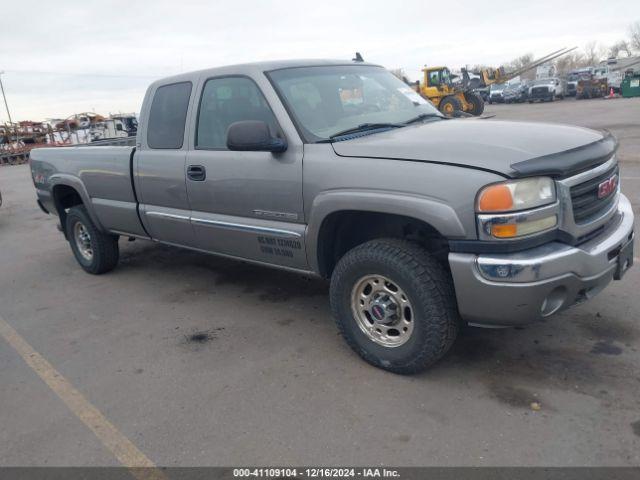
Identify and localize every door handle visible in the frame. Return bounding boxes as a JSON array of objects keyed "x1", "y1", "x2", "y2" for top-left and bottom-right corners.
[{"x1": 187, "y1": 164, "x2": 206, "y2": 181}]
